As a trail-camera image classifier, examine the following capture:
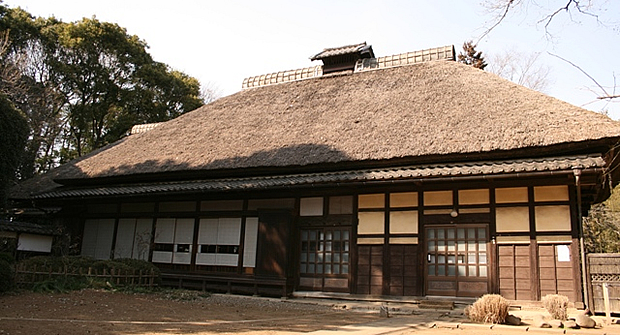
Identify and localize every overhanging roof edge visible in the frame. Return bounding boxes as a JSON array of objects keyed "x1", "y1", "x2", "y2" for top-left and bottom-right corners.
[{"x1": 30, "y1": 155, "x2": 606, "y2": 200}]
